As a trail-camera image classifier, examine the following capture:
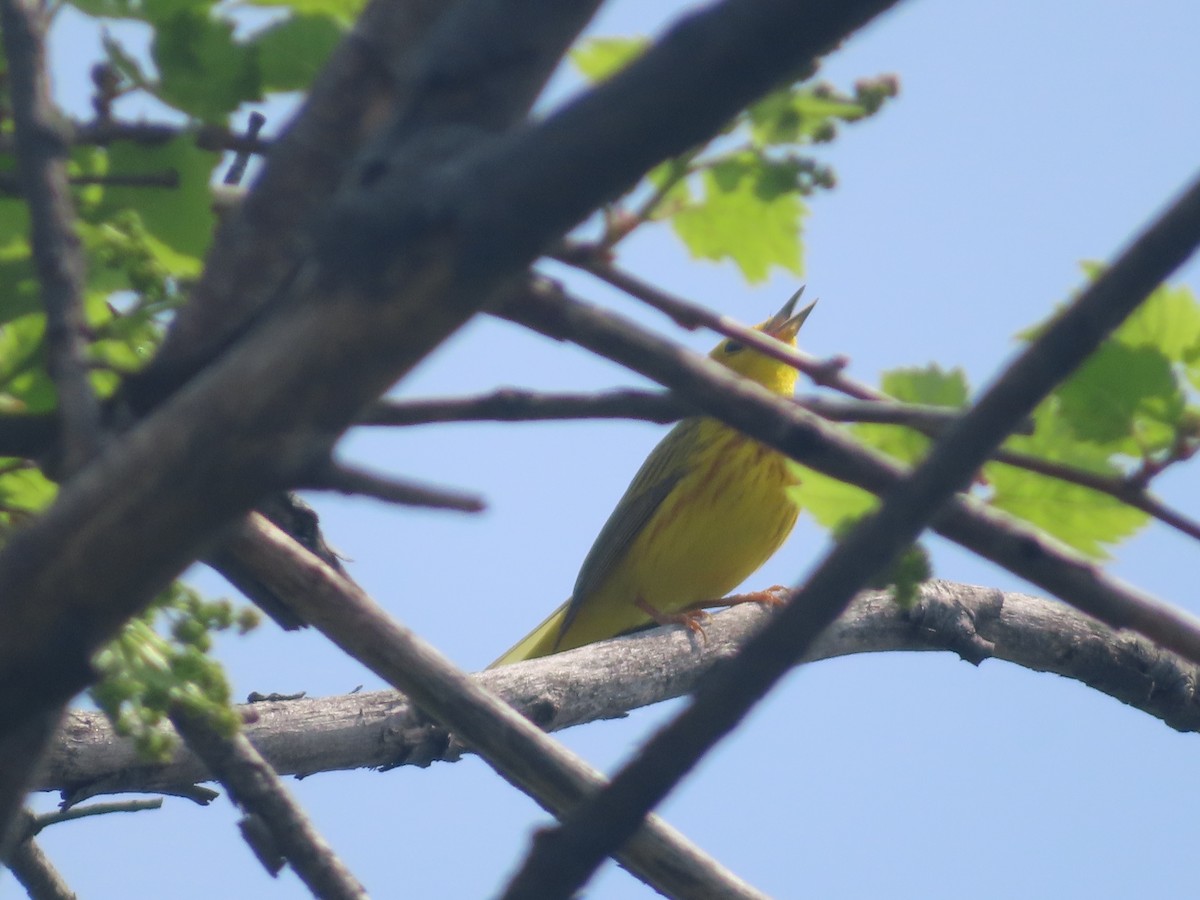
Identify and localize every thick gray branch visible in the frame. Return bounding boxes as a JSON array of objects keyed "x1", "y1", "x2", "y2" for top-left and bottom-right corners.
[{"x1": 35, "y1": 581, "x2": 1200, "y2": 796}]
